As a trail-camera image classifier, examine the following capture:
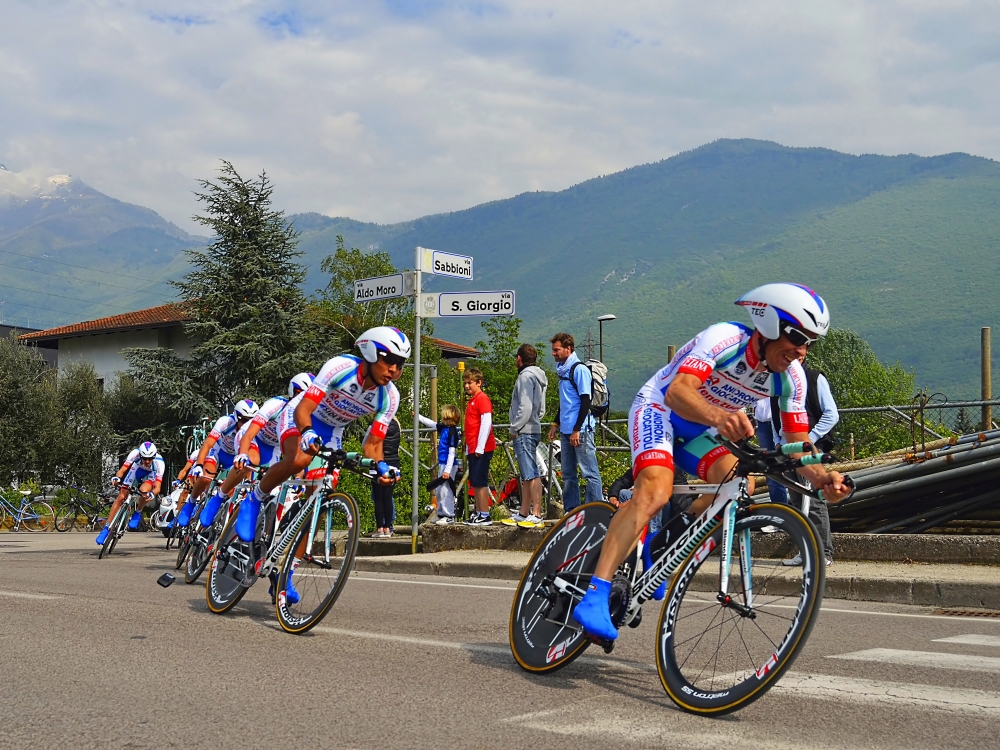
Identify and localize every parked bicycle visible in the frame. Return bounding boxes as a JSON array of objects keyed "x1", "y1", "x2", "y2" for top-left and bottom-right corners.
[
  {"x1": 205, "y1": 448, "x2": 375, "y2": 635},
  {"x1": 1, "y1": 488, "x2": 55, "y2": 532},
  {"x1": 508, "y1": 437, "x2": 852, "y2": 715},
  {"x1": 55, "y1": 486, "x2": 113, "y2": 532}
]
